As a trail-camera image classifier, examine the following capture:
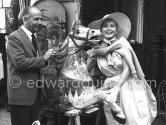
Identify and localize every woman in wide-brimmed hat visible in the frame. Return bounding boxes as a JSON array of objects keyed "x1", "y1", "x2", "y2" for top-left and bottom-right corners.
[
  {"x1": 87, "y1": 12, "x2": 157, "y2": 125},
  {"x1": 88, "y1": 12, "x2": 131, "y2": 39}
]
